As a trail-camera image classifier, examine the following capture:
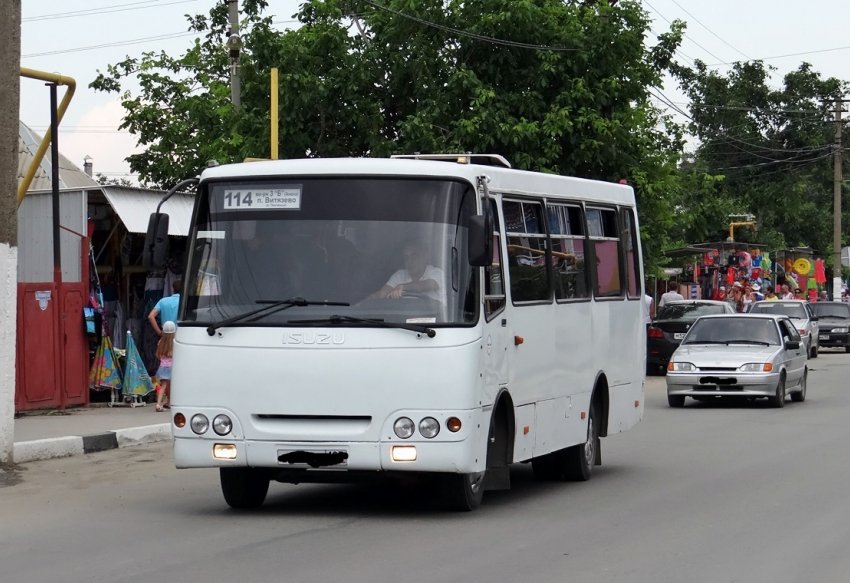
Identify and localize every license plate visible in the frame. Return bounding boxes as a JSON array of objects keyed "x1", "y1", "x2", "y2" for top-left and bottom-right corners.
[
  {"x1": 820, "y1": 335, "x2": 830, "y2": 340},
  {"x1": 277, "y1": 449, "x2": 348, "y2": 467},
  {"x1": 674, "y1": 333, "x2": 686, "y2": 340}
]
